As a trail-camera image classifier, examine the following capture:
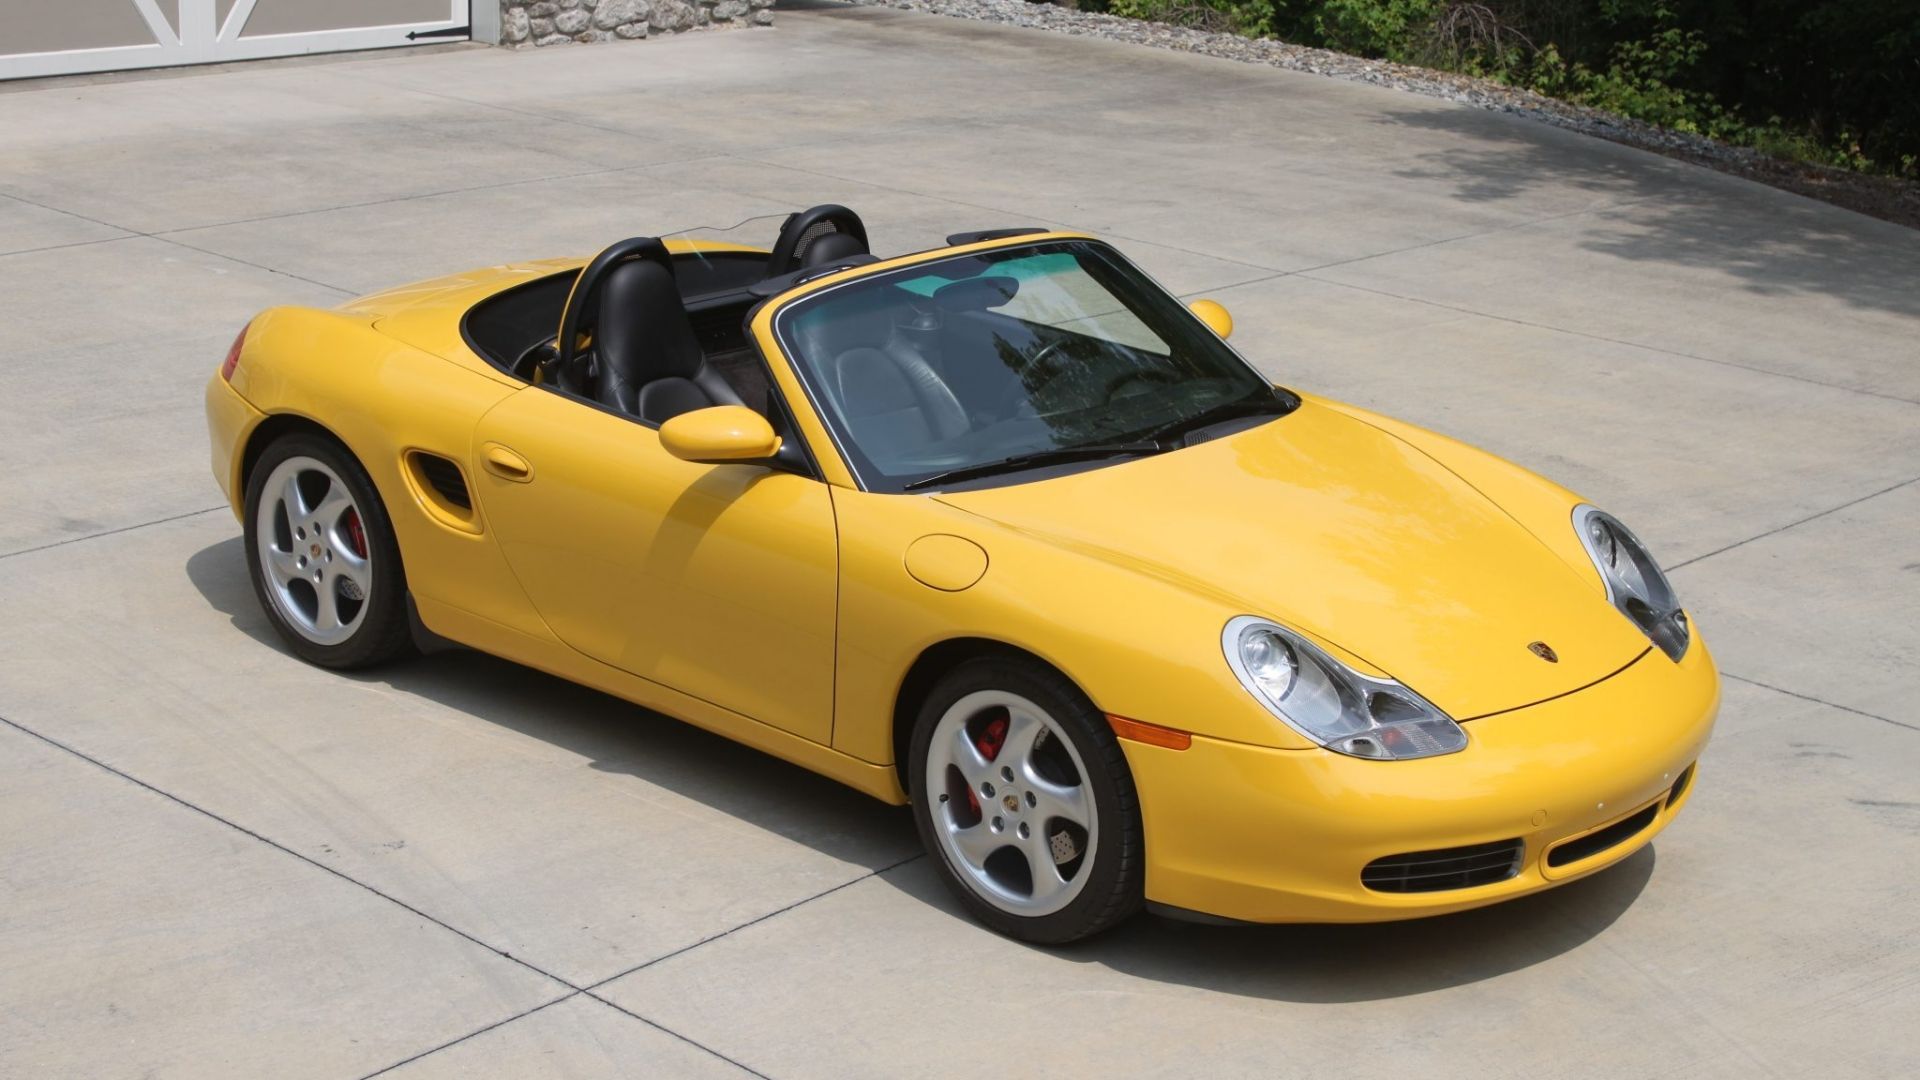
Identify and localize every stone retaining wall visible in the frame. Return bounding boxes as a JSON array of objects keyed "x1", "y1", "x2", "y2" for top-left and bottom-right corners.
[{"x1": 499, "y1": 0, "x2": 774, "y2": 47}]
